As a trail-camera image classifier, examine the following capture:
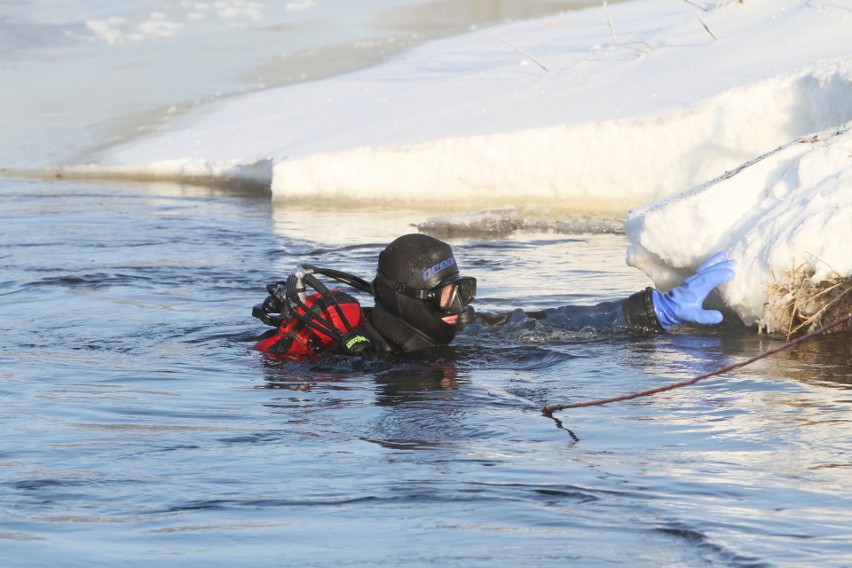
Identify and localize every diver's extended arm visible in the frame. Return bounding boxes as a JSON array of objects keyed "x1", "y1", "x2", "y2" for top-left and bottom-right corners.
[{"x1": 476, "y1": 252, "x2": 735, "y2": 333}]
